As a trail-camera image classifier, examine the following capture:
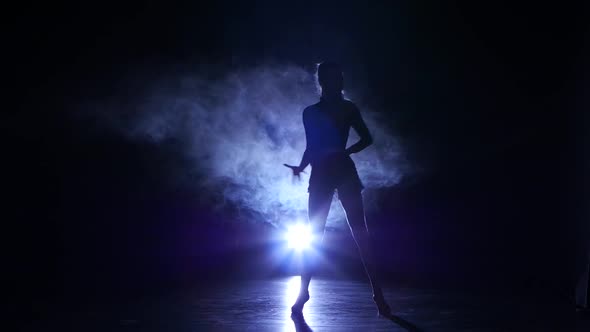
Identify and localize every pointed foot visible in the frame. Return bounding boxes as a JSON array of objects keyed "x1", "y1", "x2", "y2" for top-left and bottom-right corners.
[
  {"x1": 291, "y1": 291, "x2": 310, "y2": 315},
  {"x1": 373, "y1": 294, "x2": 392, "y2": 317}
]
